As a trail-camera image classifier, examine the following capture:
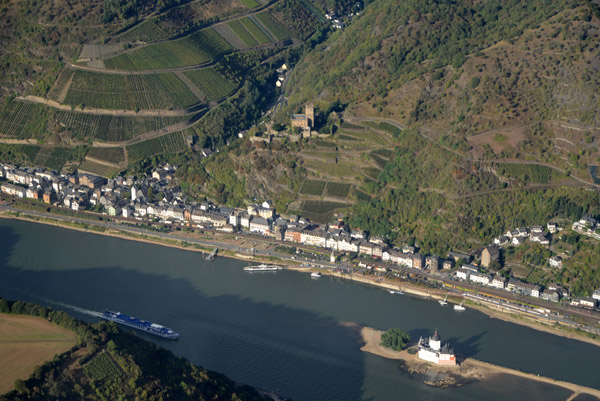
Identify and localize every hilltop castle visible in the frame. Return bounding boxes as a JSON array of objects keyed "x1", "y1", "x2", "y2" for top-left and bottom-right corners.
[
  {"x1": 418, "y1": 329, "x2": 457, "y2": 366},
  {"x1": 291, "y1": 104, "x2": 314, "y2": 137}
]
